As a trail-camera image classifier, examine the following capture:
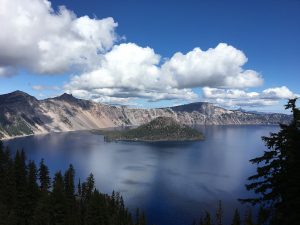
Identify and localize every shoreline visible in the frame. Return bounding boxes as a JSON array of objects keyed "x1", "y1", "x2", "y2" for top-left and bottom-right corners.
[{"x1": 0, "y1": 123, "x2": 281, "y2": 141}]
